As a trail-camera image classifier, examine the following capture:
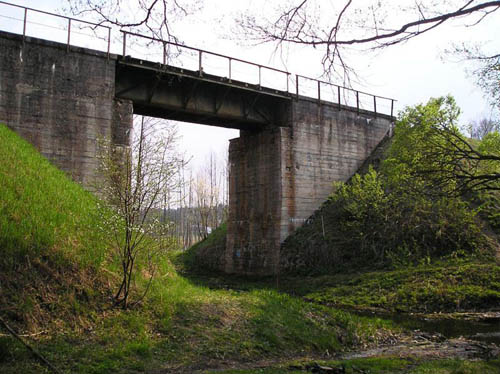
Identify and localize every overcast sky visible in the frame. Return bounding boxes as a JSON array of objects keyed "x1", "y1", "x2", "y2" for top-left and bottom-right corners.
[{"x1": 2, "y1": 0, "x2": 498, "y2": 170}]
